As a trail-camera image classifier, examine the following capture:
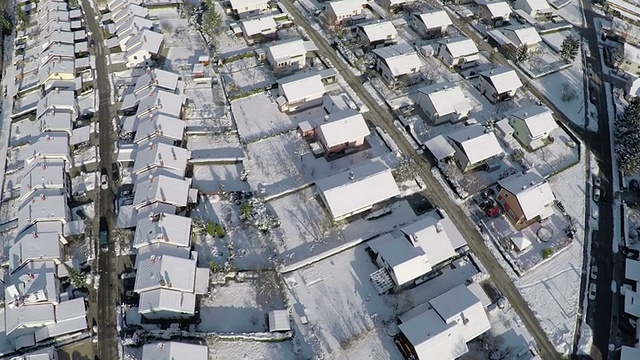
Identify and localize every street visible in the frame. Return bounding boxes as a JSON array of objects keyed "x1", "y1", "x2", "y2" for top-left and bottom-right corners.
[
  {"x1": 81, "y1": 0, "x2": 119, "y2": 358},
  {"x1": 280, "y1": 0, "x2": 560, "y2": 358},
  {"x1": 574, "y1": 2, "x2": 618, "y2": 359}
]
